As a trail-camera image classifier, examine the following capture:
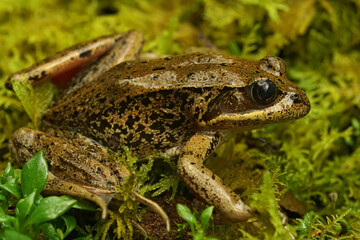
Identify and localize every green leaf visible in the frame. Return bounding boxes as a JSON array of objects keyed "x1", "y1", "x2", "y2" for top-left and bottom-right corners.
[
  {"x1": 21, "y1": 150, "x2": 48, "y2": 197},
  {"x1": 61, "y1": 215, "x2": 76, "y2": 238},
  {"x1": 0, "y1": 177, "x2": 22, "y2": 199},
  {"x1": 1, "y1": 163, "x2": 14, "y2": 182},
  {"x1": 0, "y1": 195, "x2": 7, "y2": 202},
  {"x1": 0, "y1": 208, "x2": 16, "y2": 225},
  {"x1": 150, "y1": 174, "x2": 179, "y2": 199},
  {"x1": 200, "y1": 206, "x2": 214, "y2": 230},
  {"x1": 4, "y1": 230, "x2": 32, "y2": 240},
  {"x1": 39, "y1": 223, "x2": 60, "y2": 240},
  {"x1": 70, "y1": 198, "x2": 97, "y2": 211},
  {"x1": 15, "y1": 191, "x2": 36, "y2": 223},
  {"x1": 11, "y1": 78, "x2": 57, "y2": 128},
  {"x1": 25, "y1": 196, "x2": 77, "y2": 226},
  {"x1": 194, "y1": 233, "x2": 204, "y2": 240},
  {"x1": 176, "y1": 204, "x2": 197, "y2": 225}
]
